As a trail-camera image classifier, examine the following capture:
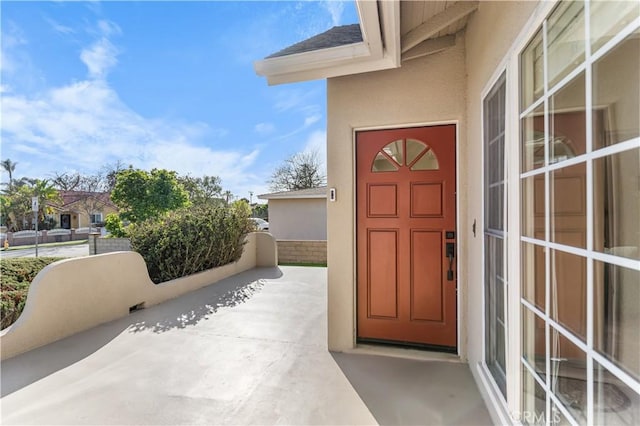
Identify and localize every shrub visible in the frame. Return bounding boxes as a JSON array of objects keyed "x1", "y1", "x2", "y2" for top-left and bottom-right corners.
[
  {"x1": 1, "y1": 257, "x2": 64, "y2": 329},
  {"x1": 104, "y1": 213, "x2": 127, "y2": 237},
  {"x1": 129, "y1": 204, "x2": 254, "y2": 284}
]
